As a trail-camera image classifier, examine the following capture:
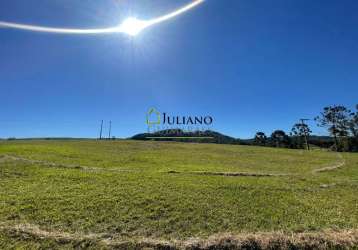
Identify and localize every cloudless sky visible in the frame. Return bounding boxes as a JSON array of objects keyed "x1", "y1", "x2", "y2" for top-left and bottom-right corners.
[{"x1": 0, "y1": 0, "x2": 357, "y2": 139}]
